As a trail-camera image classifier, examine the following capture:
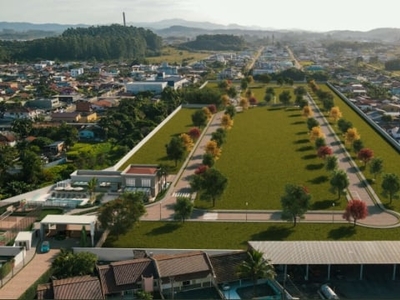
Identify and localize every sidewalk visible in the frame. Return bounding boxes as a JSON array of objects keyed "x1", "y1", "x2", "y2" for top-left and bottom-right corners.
[{"x1": 0, "y1": 236, "x2": 59, "y2": 299}]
